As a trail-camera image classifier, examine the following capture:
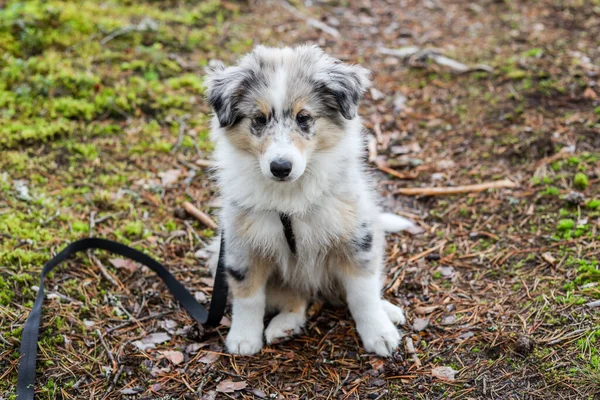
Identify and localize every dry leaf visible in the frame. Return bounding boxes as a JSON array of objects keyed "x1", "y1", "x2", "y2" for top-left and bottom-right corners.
[
  {"x1": 414, "y1": 305, "x2": 437, "y2": 315},
  {"x1": 109, "y1": 258, "x2": 138, "y2": 273},
  {"x1": 198, "y1": 352, "x2": 220, "y2": 364},
  {"x1": 133, "y1": 332, "x2": 171, "y2": 350},
  {"x1": 161, "y1": 350, "x2": 184, "y2": 365},
  {"x1": 120, "y1": 387, "x2": 144, "y2": 395},
  {"x1": 583, "y1": 87, "x2": 597, "y2": 99},
  {"x1": 158, "y1": 169, "x2": 181, "y2": 186},
  {"x1": 432, "y1": 366, "x2": 457, "y2": 381},
  {"x1": 216, "y1": 380, "x2": 247, "y2": 393},
  {"x1": 413, "y1": 318, "x2": 430, "y2": 331}
]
